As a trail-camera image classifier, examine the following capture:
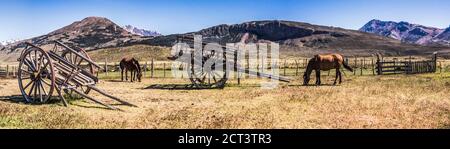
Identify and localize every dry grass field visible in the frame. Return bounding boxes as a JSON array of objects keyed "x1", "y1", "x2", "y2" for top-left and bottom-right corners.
[{"x1": 1, "y1": 72, "x2": 449, "y2": 129}]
